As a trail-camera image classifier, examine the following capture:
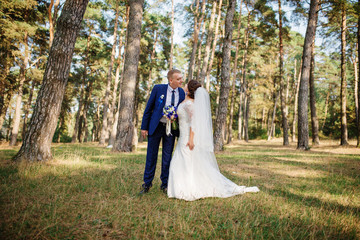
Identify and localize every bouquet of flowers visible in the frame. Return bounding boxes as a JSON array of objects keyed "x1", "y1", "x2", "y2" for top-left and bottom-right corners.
[{"x1": 163, "y1": 105, "x2": 178, "y2": 136}]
